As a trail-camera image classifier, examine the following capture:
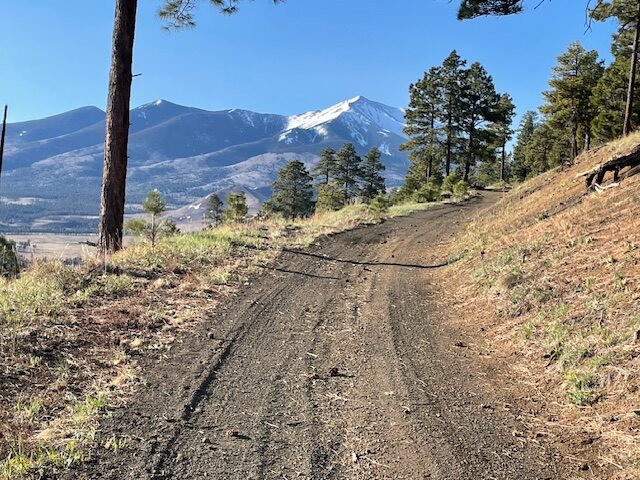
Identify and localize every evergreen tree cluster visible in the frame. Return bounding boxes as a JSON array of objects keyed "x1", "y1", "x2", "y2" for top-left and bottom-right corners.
[
  {"x1": 474, "y1": 1, "x2": 640, "y2": 182},
  {"x1": 261, "y1": 143, "x2": 387, "y2": 219},
  {"x1": 313, "y1": 143, "x2": 386, "y2": 206},
  {"x1": 512, "y1": 42, "x2": 609, "y2": 181},
  {"x1": 400, "y1": 50, "x2": 515, "y2": 198},
  {"x1": 203, "y1": 191, "x2": 249, "y2": 226}
]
